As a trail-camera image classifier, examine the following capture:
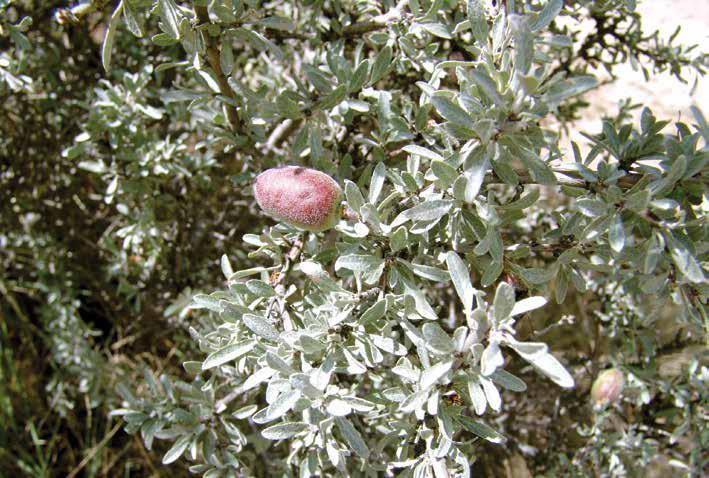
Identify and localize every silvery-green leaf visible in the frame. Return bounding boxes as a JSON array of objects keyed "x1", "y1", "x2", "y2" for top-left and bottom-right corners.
[
  {"x1": 233, "y1": 404, "x2": 258, "y2": 419},
  {"x1": 691, "y1": 105, "x2": 709, "y2": 142},
  {"x1": 158, "y1": 0, "x2": 181, "y2": 39},
  {"x1": 664, "y1": 231, "x2": 705, "y2": 283},
  {"x1": 480, "y1": 377, "x2": 501, "y2": 412},
  {"x1": 350, "y1": 59, "x2": 370, "y2": 92},
  {"x1": 101, "y1": 2, "x2": 123, "y2": 72},
  {"x1": 369, "y1": 162, "x2": 386, "y2": 203},
  {"x1": 370, "y1": 334, "x2": 407, "y2": 355},
  {"x1": 650, "y1": 156, "x2": 687, "y2": 196},
  {"x1": 470, "y1": 68, "x2": 504, "y2": 107},
  {"x1": 431, "y1": 96, "x2": 475, "y2": 128},
  {"x1": 431, "y1": 160, "x2": 458, "y2": 187},
  {"x1": 243, "y1": 314, "x2": 280, "y2": 341},
  {"x1": 399, "y1": 389, "x2": 428, "y2": 413},
  {"x1": 512, "y1": 16, "x2": 533, "y2": 75},
  {"x1": 243, "y1": 367, "x2": 276, "y2": 390},
  {"x1": 422, "y1": 323, "x2": 455, "y2": 354},
  {"x1": 488, "y1": 229, "x2": 503, "y2": 263},
  {"x1": 497, "y1": 188, "x2": 540, "y2": 211},
  {"x1": 453, "y1": 175, "x2": 468, "y2": 201},
  {"x1": 202, "y1": 341, "x2": 256, "y2": 370},
  {"x1": 505, "y1": 340, "x2": 548, "y2": 359},
  {"x1": 311, "y1": 355, "x2": 335, "y2": 391},
  {"x1": 345, "y1": 179, "x2": 365, "y2": 214},
  {"x1": 640, "y1": 273, "x2": 667, "y2": 294},
  {"x1": 390, "y1": 226, "x2": 408, "y2": 253},
  {"x1": 220, "y1": 254, "x2": 233, "y2": 279},
  {"x1": 519, "y1": 267, "x2": 552, "y2": 285},
  {"x1": 245, "y1": 280, "x2": 276, "y2": 297},
  {"x1": 421, "y1": 22, "x2": 452, "y2": 39},
  {"x1": 77, "y1": 160, "x2": 106, "y2": 173},
  {"x1": 455, "y1": 415, "x2": 505, "y2": 443},
  {"x1": 392, "y1": 357, "x2": 421, "y2": 382},
  {"x1": 335, "y1": 417, "x2": 370, "y2": 458},
  {"x1": 342, "y1": 347, "x2": 367, "y2": 374},
  {"x1": 360, "y1": 299, "x2": 387, "y2": 324},
  {"x1": 122, "y1": 0, "x2": 144, "y2": 37},
  {"x1": 370, "y1": 45, "x2": 392, "y2": 85},
  {"x1": 409, "y1": 262, "x2": 451, "y2": 282},
  {"x1": 220, "y1": 42, "x2": 234, "y2": 75},
  {"x1": 420, "y1": 360, "x2": 453, "y2": 389},
  {"x1": 481, "y1": 341, "x2": 504, "y2": 376},
  {"x1": 289, "y1": 373, "x2": 322, "y2": 399},
  {"x1": 643, "y1": 232, "x2": 663, "y2": 274},
  {"x1": 162, "y1": 435, "x2": 191, "y2": 464},
  {"x1": 530, "y1": 0, "x2": 564, "y2": 32},
  {"x1": 233, "y1": 28, "x2": 284, "y2": 60},
  {"x1": 262, "y1": 422, "x2": 309, "y2": 440},
  {"x1": 342, "y1": 396, "x2": 376, "y2": 412},
  {"x1": 446, "y1": 251, "x2": 475, "y2": 317},
  {"x1": 403, "y1": 145, "x2": 444, "y2": 162},
  {"x1": 266, "y1": 352, "x2": 295, "y2": 375},
  {"x1": 467, "y1": 379, "x2": 487, "y2": 415},
  {"x1": 510, "y1": 296, "x2": 547, "y2": 317},
  {"x1": 335, "y1": 254, "x2": 384, "y2": 273},
  {"x1": 493, "y1": 282, "x2": 515, "y2": 323},
  {"x1": 609, "y1": 213, "x2": 625, "y2": 253},
  {"x1": 191, "y1": 294, "x2": 224, "y2": 312},
  {"x1": 525, "y1": 352, "x2": 575, "y2": 388},
  {"x1": 400, "y1": 275, "x2": 439, "y2": 320},
  {"x1": 242, "y1": 314, "x2": 280, "y2": 340},
  {"x1": 453, "y1": 326, "x2": 469, "y2": 351},
  {"x1": 490, "y1": 369, "x2": 527, "y2": 391},
  {"x1": 382, "y1": 387, "x2": 407, "y2": 403},
  {"x1": 492, "y1": 155, "x2": 519, "y2": 186},
  {"x1": 256, "y1": 15, "x2": 295, "y2": 30},
  {"x1": 327, "y1": 399, "x2": 352, "y2": 417},
  {"x1": 463, "y1": 151, "x2": 489, "y2": 202},
  {"x1": 105, "y1": 175, "x2": 117, "y2": 203},
  {"x1": 263, "y1": 390, "x2": 300, "y2": 422},
  {"x1": 298, "y1": 261, "x2": 347, "y2": 293},
  {"x1": 432, "y1": 459, "x2": 449, "y2": 478},
  {"x1": 299, "y1": 335, "x2": 326, "y2": 353},
  {"x1": 544, "y1": 76, "x2": 598, "y2": 106},
  {"x1": 481, "y1": 260, "x2": 503, "y2": 287},
  {"x1": 467, "y1": 0, "x2": 489, "y2": 45},
  {"x1": 229, "y1": 266, "x2": 271, "y2": 280}
]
